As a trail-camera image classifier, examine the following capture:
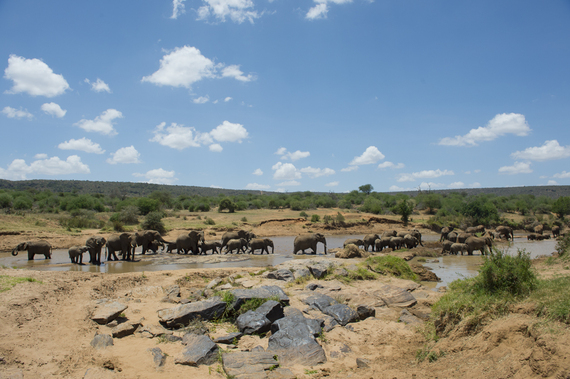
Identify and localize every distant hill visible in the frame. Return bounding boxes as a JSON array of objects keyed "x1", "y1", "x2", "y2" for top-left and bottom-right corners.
[{"x1": 0, "y1": 179, "x2": 569, "y2": 199}]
